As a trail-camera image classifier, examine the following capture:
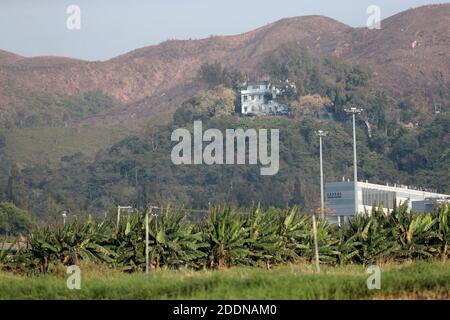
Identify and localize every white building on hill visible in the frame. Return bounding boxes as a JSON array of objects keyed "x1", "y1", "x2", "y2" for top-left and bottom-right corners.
[{"x1": 240, "y1": 81, "x2": 288, "y2": 115}]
